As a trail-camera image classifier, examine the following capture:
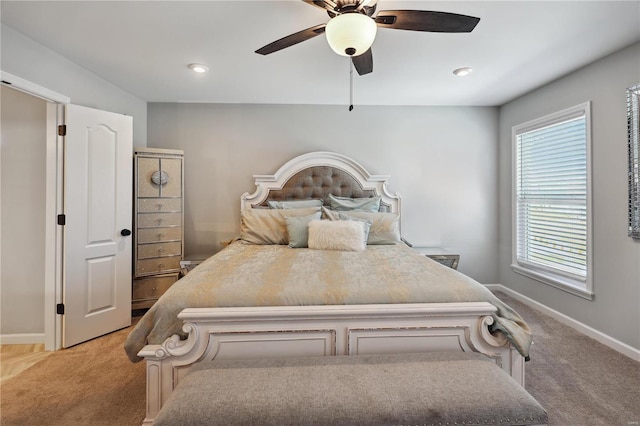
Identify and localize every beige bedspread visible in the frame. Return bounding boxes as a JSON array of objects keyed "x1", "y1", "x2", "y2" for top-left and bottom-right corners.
[{"x1": 125, "y1": 242, "x2": 532, "y2": 362}]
